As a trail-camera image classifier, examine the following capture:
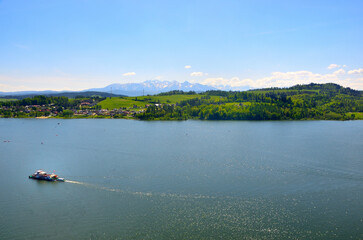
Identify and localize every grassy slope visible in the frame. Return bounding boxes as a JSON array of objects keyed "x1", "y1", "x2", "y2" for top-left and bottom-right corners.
[
  {"x1": 346, "y1": 112, "x2": 363, "y2": 120},
  {"x1": 98, "y1": 98, "x2": 146, "y2": 109},
  {"x1": 98, "y1": 95, "x2": 224, "y2": 109}
]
